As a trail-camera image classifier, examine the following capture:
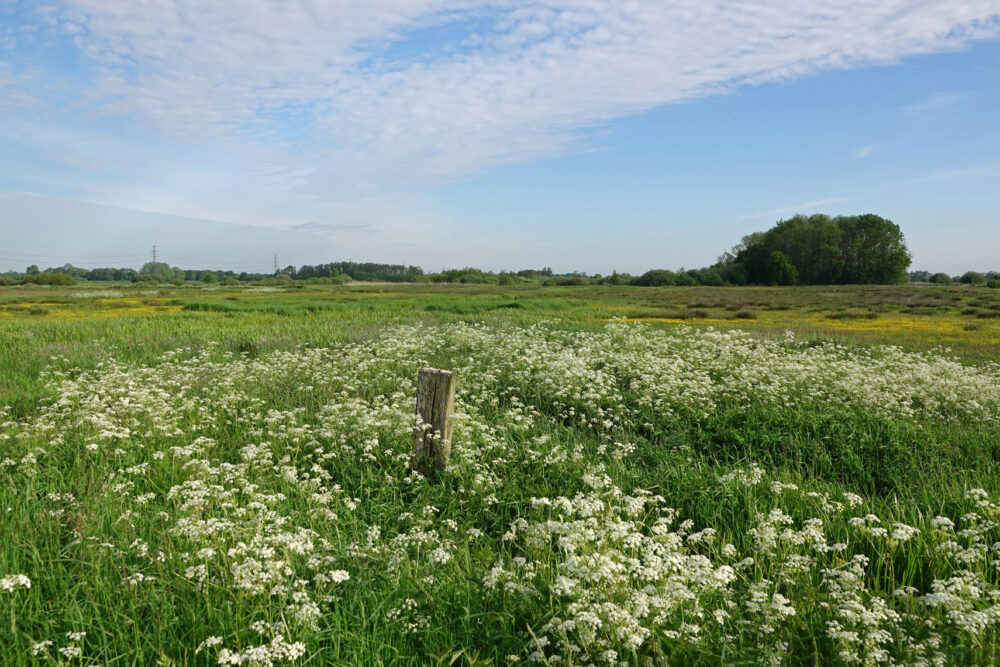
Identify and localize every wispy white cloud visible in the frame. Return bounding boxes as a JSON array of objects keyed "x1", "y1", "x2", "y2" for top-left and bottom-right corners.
[
  {"x1": 3, "y1": 1, "x2": 1000, "y2": 229},
  {"x1": 291, "y1": 222, "x2": 378, "y2": 236},
  {"x1": 905, "y1": 89, "x2": 974, "y2": 114},
  {"x1": 852, "y1": 144, "x2": 879, "y2": 158}
]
